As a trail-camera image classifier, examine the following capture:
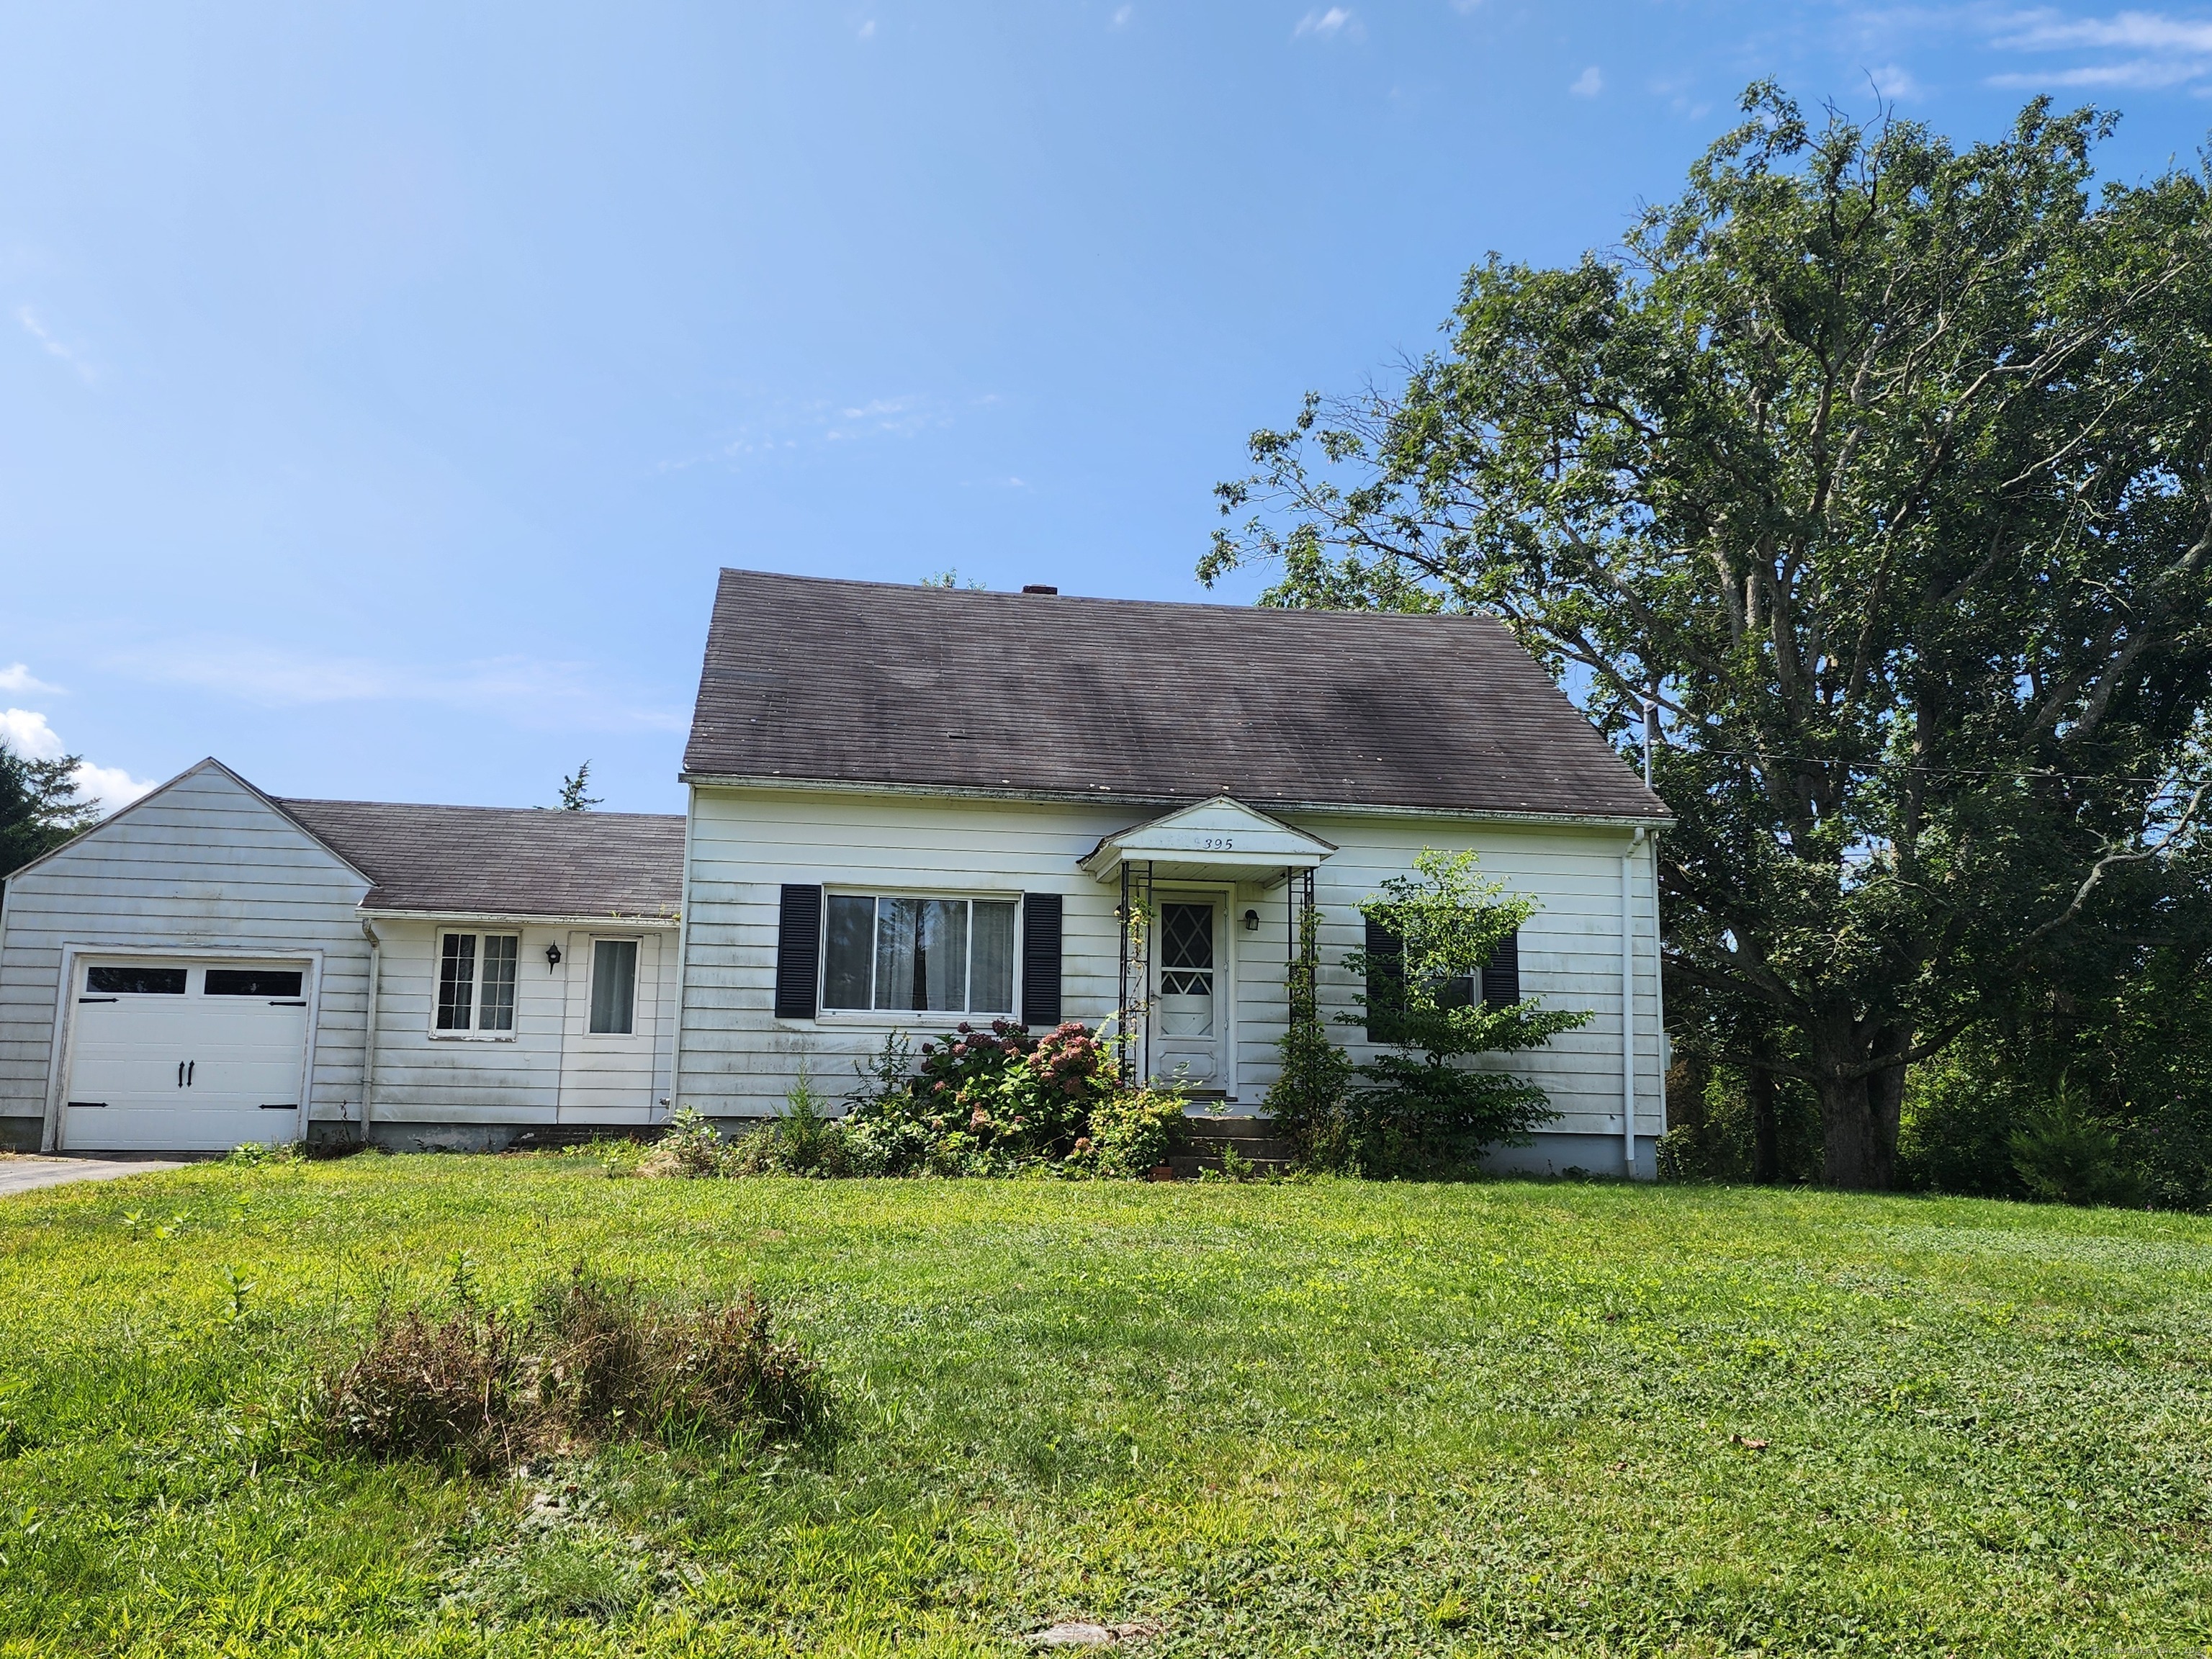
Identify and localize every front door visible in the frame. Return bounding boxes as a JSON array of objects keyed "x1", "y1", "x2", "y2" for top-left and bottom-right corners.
[{"x1": 1151, "y1": 899, "x2": 1227, "y2": 1091}]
